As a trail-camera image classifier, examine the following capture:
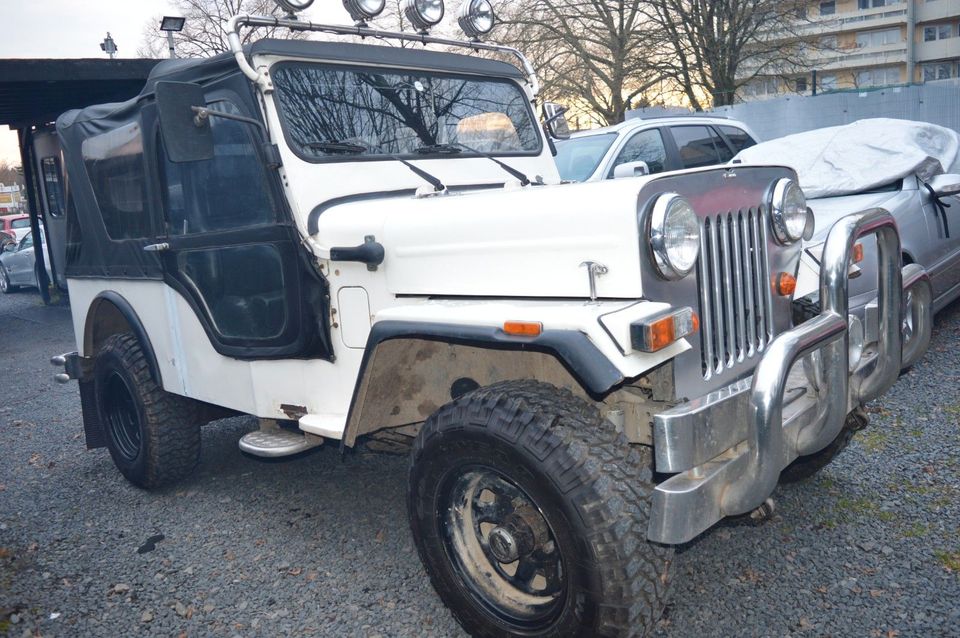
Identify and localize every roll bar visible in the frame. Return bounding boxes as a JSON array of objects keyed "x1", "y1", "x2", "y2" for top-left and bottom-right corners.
[{"x1": 225, "y1": 14, "x2": 541, "y2": 97}]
